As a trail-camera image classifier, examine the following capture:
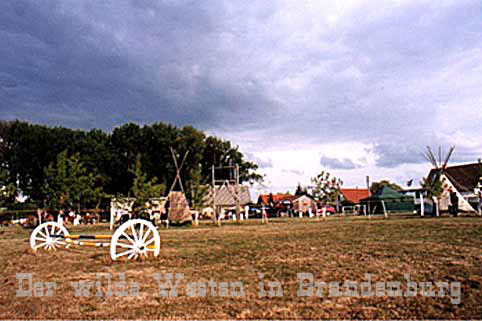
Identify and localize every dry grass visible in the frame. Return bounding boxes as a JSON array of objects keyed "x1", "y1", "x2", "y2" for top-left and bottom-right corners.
[{"x1": 0, "y1": 215, "x2": 481, "y2": 319}]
